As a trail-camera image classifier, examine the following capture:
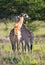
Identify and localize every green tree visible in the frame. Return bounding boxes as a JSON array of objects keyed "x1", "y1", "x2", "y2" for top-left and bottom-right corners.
[{"x1": 0, "y1": 0, "x2": 45, "y2": 20}]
